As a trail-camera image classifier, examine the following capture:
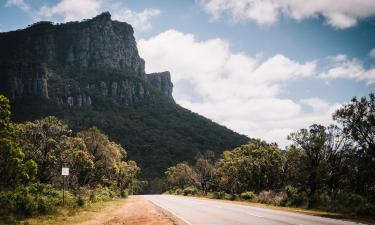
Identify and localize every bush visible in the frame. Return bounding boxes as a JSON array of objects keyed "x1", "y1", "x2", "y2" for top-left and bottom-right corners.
[
  {"x1": 89, "y1": 185, "x2": 116, "y2": 202},
  {"x1": 212, "y1": 191, "x2": 226, "y2": 199},
  {"x1": 0, "y1": 183, "x2": 64, "y2": 218},
  {"x1": 175, "y1": 188, "x2": 183, "y2": 195},
  {"x1": 226, "y1": 194, "x2": 239, "y2": 201},
  {"x1": 183, "y1": 186, "x2": 199, "y2": 196},
  {"x1": 76, "y1": 196, "x2": 85, "y2": 207},
  {"x1": 240, "y1": 191, "x2": 256, "y2": 201},
  {"x1": 280, "y1": 186, "x2": 308, "y2": 207},
  {"x1": 121, "y1": 189, "x2": 129, "y2": 198},
  {"x1": 258, "y1": 190, "x2": 285, "y2": 205}
]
